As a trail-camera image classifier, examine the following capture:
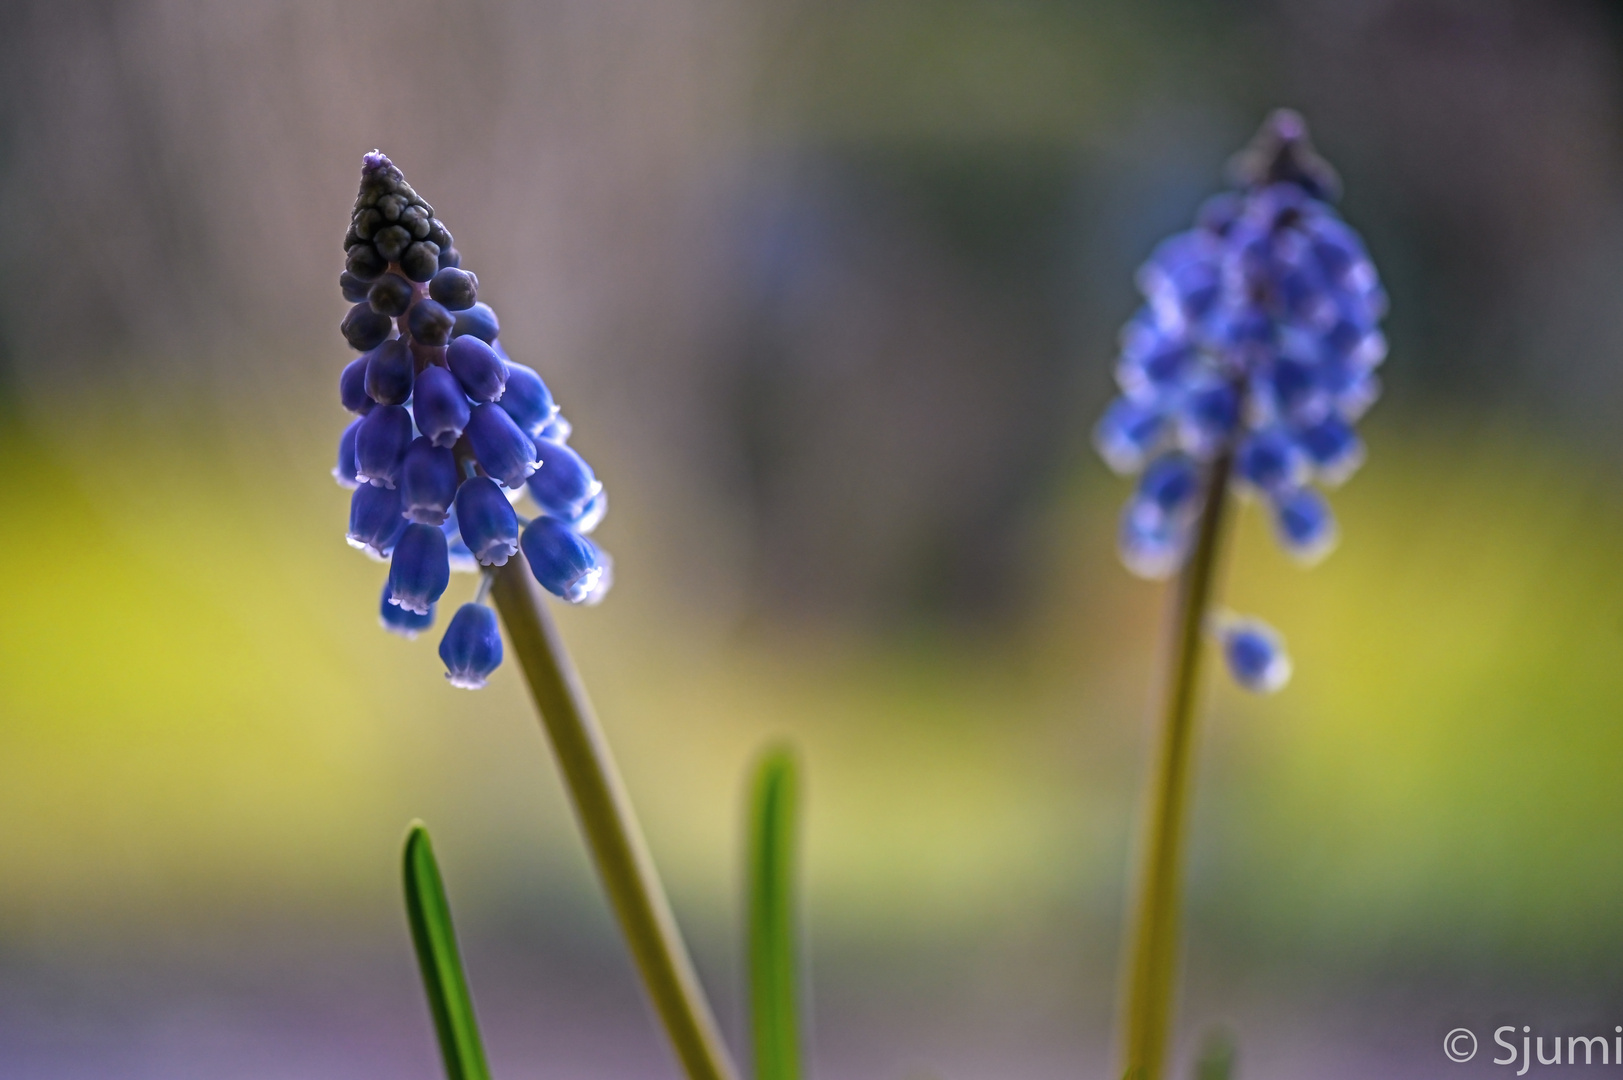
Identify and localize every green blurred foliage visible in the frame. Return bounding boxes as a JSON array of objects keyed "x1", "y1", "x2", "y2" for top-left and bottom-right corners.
[{"x1": 2, "y1": 394, "x2": 1621, "y2": 981}]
